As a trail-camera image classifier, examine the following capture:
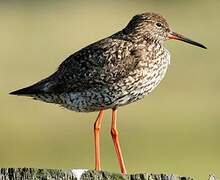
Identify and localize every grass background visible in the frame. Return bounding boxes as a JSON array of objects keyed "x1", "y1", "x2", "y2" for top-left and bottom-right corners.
[{"x1": 0, "y1": 0, "x2": 219, "y2": 179}]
